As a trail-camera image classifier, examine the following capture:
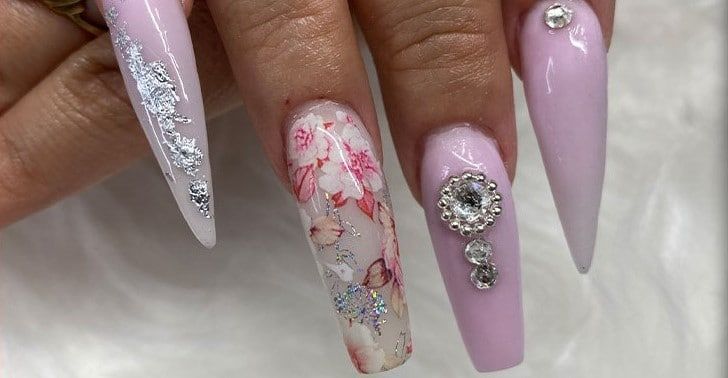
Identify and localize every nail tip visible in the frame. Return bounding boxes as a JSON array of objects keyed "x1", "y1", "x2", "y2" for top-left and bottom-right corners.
[{"x1": 473, "y1": 354, "x2": 524, "y2": 373}]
